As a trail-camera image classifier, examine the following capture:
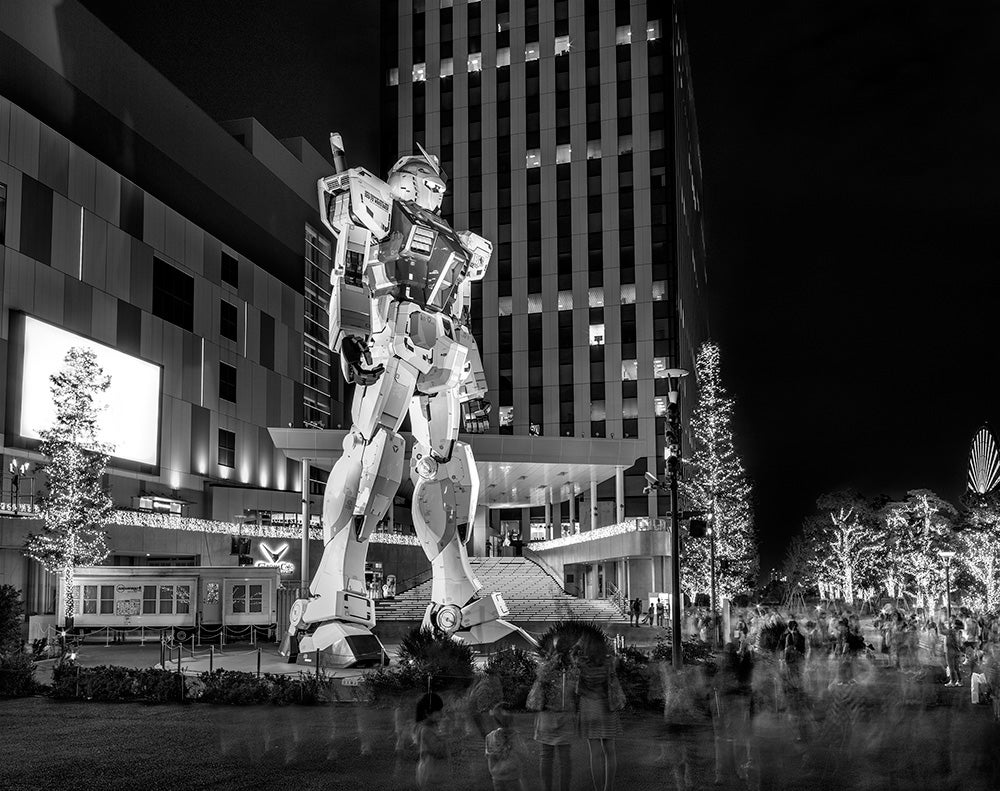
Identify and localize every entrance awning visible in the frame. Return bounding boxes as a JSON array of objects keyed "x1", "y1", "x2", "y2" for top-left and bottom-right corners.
[{"x1": 268, "y1": 429, "x2": 648, "y2": 508}]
